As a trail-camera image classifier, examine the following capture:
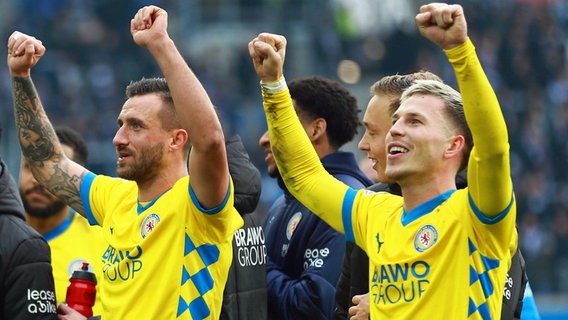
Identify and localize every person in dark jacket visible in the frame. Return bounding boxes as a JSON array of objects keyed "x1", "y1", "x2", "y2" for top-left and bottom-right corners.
[
  {"x1": 0, "y1": 146, "x2": 58, "y2": 319},
  {"x1": 221, "y1": 134, "x2": 267, "y2": 320},
  {"x1": 259, "y1": 76, "x2": 373, "y2": 320}
]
